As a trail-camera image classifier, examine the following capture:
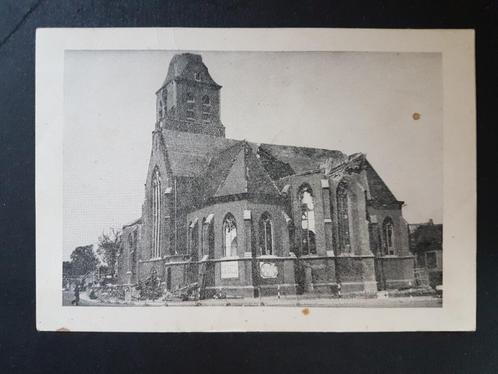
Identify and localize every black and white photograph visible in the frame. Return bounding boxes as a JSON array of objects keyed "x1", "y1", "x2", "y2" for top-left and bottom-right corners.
[
  {"x1": 62, "y1": 50, "x2": 443, "y2": 308},
  {"x1": 36, "y1": 28, "x2": 475, "y2": 332}
]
